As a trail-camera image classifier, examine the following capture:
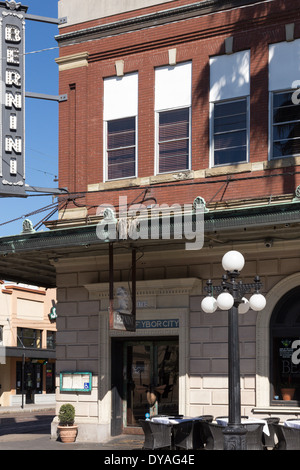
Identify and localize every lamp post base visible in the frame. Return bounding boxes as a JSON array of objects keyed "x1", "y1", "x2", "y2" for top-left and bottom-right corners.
[{"x1": 223, "y1": 425, "x2": 247, "y2": 450}]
